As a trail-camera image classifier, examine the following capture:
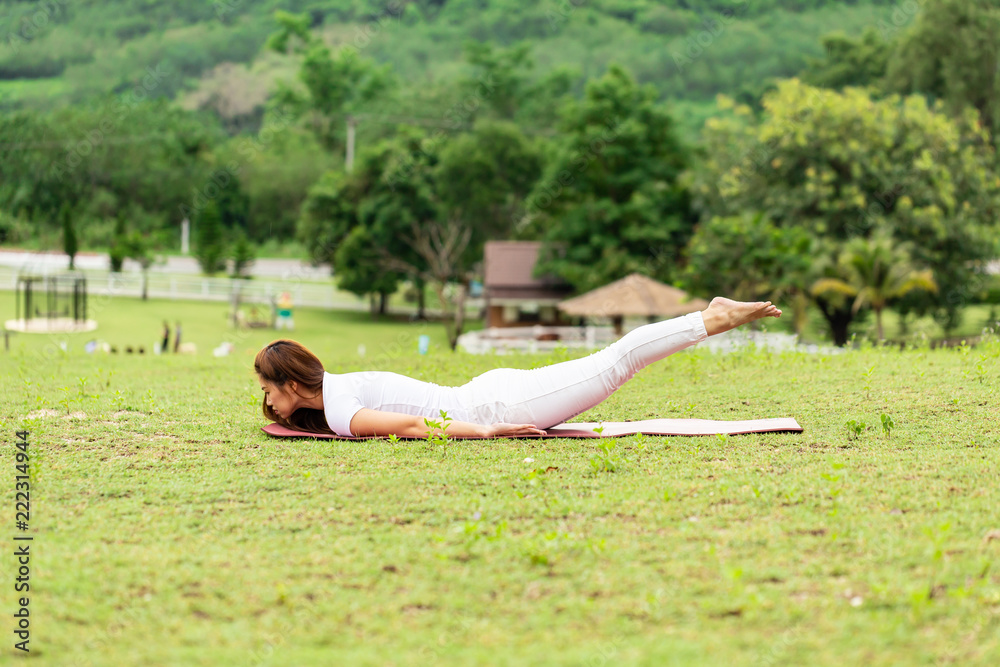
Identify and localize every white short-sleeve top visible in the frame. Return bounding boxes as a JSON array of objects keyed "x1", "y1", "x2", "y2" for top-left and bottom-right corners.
[{"x1": 322, "y1": 371, "x2": 474, "y2": 437}]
